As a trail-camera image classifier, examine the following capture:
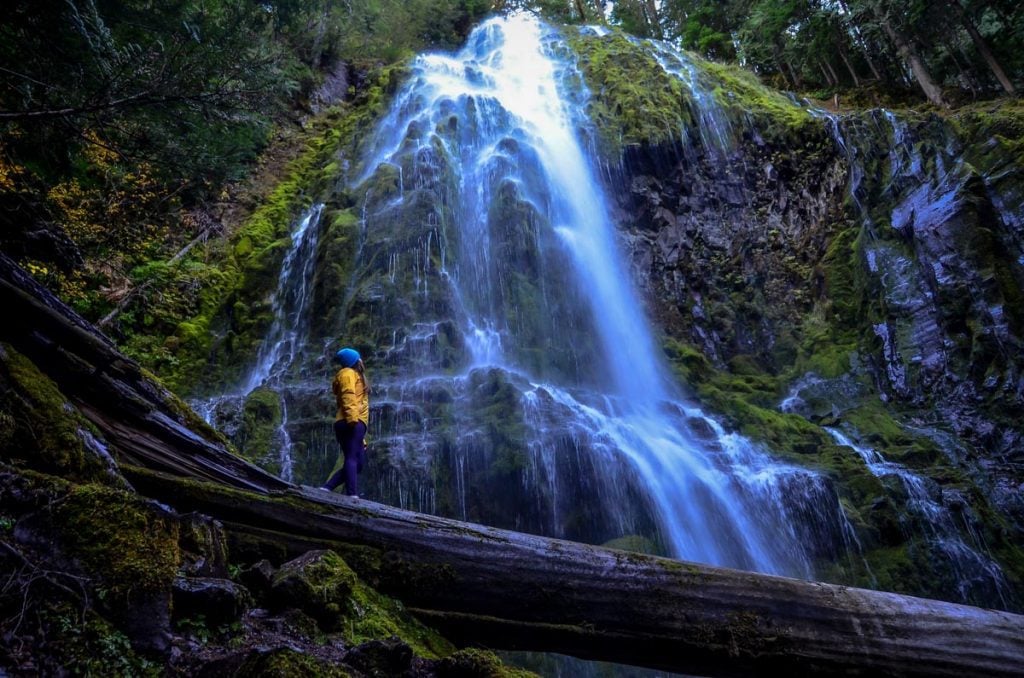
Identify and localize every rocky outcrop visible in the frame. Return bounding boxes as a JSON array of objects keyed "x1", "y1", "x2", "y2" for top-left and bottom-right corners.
[{"x1": 607, "y1": 93, "x2": 1024, "y2": 607}]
